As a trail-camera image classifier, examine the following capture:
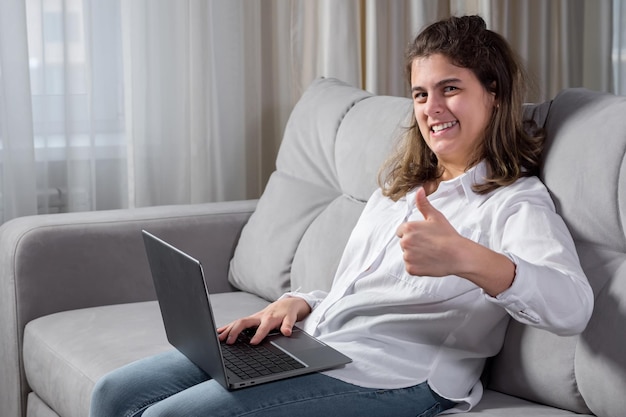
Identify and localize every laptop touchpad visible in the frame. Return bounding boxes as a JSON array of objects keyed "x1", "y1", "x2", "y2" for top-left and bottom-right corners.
[{"x1": 269, "y1": 329, "x2": 325, "y2": 353}]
